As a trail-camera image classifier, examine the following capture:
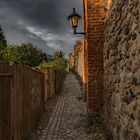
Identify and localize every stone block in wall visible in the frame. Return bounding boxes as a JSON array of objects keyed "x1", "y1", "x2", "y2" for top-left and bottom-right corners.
[{"x1": 103, "y1": 0, "x2": 140, "y2": 139}]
